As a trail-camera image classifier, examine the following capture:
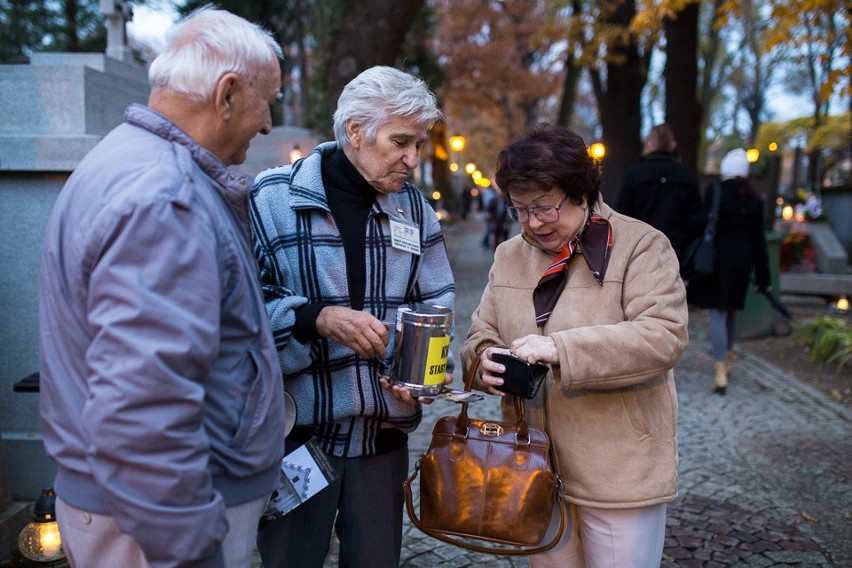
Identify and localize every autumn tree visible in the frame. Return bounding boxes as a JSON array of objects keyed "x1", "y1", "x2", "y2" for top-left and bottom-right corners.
[
  {"x1": 319, "y1": 0, "x2": 425, "y2": 116},
  {"x1": 757, "y1": 112, "x2": 851, "y2": 186},
  {"x1": 695, "y1": 0, "x2": 726, "y2": 167},
  {"x1": 662, "y1": 1, "x2": 701, "y2": 172},
  {"x1": 763, "y1": 0, "x2": 850, "y2": 190},
  {"x1": 433, "y1": 0, "x2": 559, "y2": 178},
  {"x1": 584, "y1": 0, "x2": 650, "y2": 202},
  {"x1": 621, "y1": 0, "x2": 703, "y2": 173}
]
